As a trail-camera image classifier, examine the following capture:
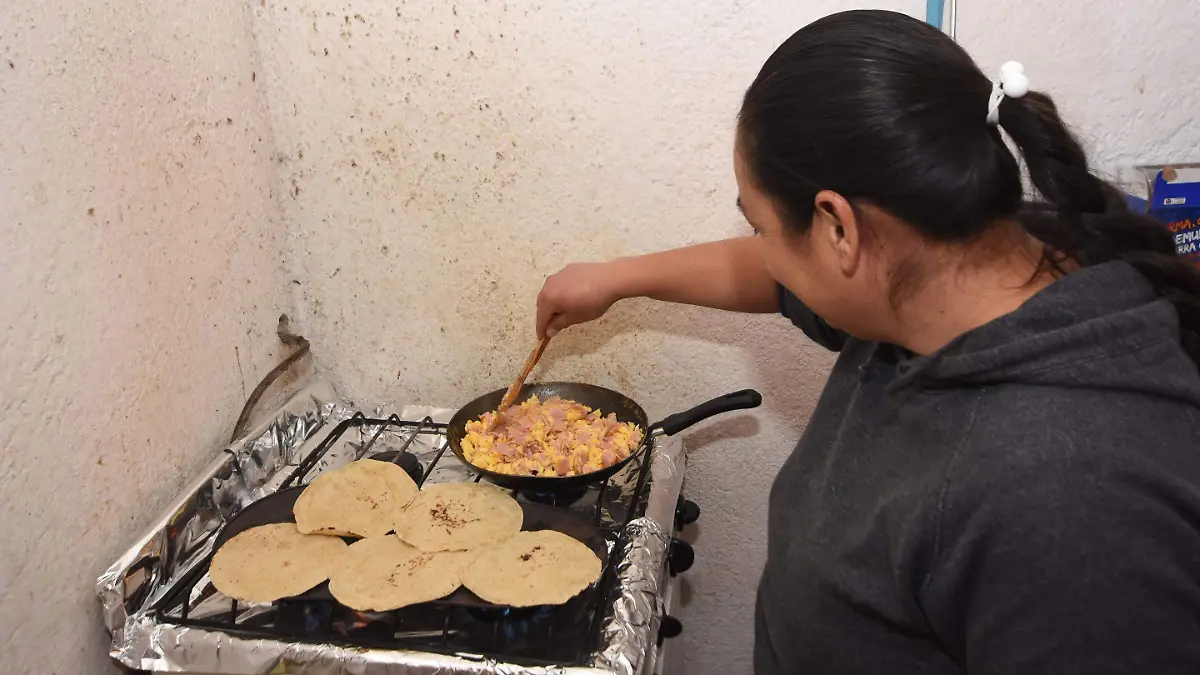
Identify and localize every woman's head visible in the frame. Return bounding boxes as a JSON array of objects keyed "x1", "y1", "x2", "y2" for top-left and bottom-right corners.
[{"x1": 736, "y1": 9, "x2": 1200, "y2": 353}]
